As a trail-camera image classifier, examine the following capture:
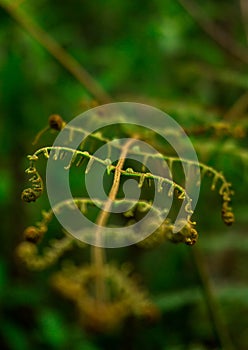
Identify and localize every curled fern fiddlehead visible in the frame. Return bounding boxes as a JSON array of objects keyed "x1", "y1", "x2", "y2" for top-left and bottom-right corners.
[{"x1": 21, "y1": 155, "x2": 43, "y2": 202}]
